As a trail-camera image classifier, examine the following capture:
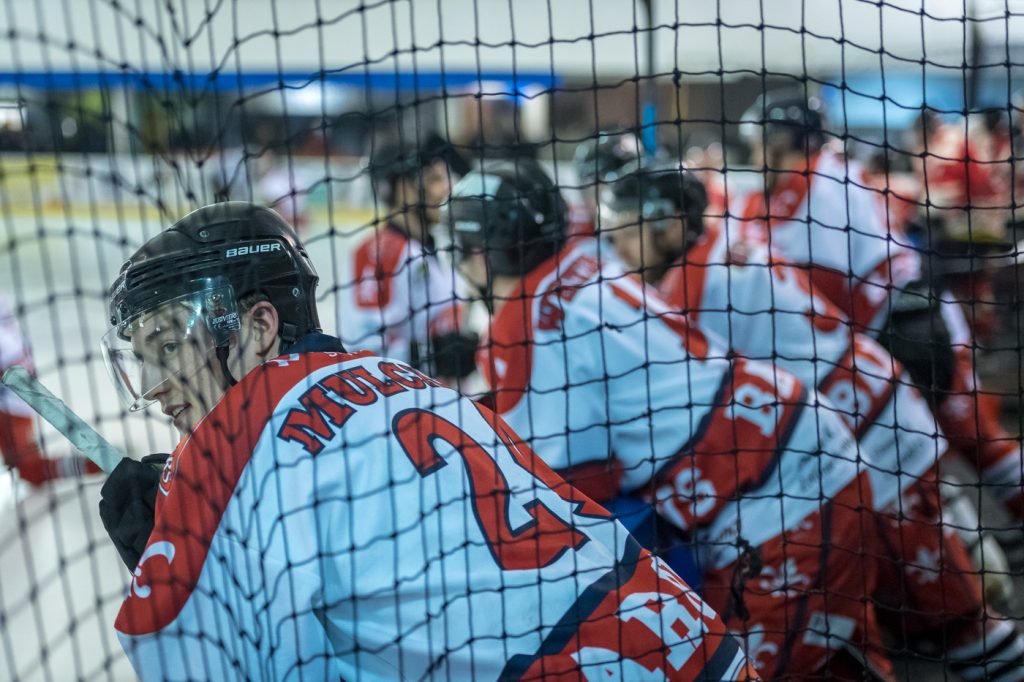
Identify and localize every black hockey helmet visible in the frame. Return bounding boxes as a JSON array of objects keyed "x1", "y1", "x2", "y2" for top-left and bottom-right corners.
[
  {"x1": 104, "y1": 202, "x2": 320, "y2": 410},
  {"x1": 739, "y1": 91, "x2": 826, "y2": 153},
  {"x1": 573, "y1": 130, "x2": 645, "y2": 187},
  {"x1": 600, "y1": 162, "x2": 709, "y2": 238},
  {"x1": 445, "y1": 159, "x2": 568, "y2": 277},
  {"x1": 368, "y1": 132, "x2": 470, "y2": 205},
  {"x1": 108, "y1": 202, "x2": 319, "y2": 344}
]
